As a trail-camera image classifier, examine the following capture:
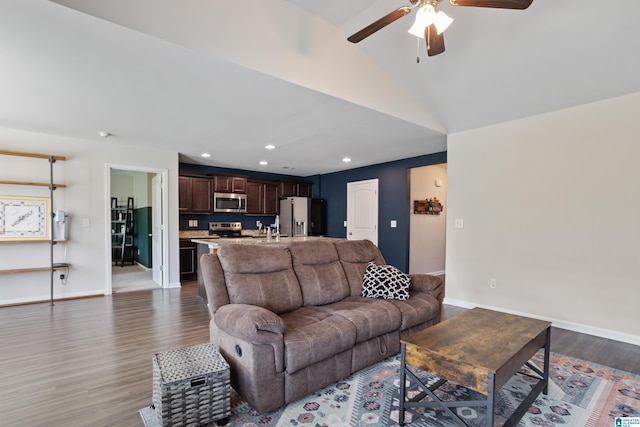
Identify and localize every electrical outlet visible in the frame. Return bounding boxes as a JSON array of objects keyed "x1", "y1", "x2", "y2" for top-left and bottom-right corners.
[
  {"x1": 454, "y1": 219, "x2": 464, "y2": 229},
  {"x1": 489, "y1": 278, "x2": 497, "y2": 289}
]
